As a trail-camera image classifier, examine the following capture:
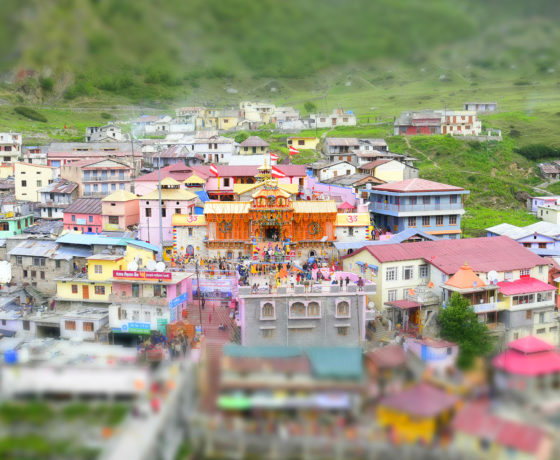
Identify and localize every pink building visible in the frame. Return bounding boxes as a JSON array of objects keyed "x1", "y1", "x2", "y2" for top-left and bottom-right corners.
[
  {"x1": 63, "y1": 197, "x2": 103, "y2": 233},
  {"x1": 102, "y1": 190, "x2": 140, "y2": 232},
  {"x1": 138, "y1": 178, "x2": 197, "y2": 248},
  {"x1": 108, "y1": 269, "x2": 193, "y2": 339}
]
